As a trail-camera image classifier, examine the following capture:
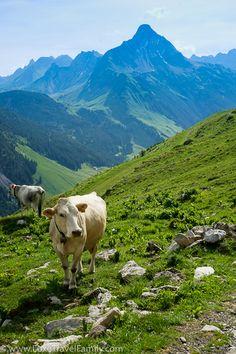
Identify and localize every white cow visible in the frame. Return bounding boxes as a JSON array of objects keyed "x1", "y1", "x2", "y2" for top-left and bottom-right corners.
[
  {"x1": 43, "y1": 192, "x2": 106, "y2": 289},
  {"x1": 10, "y1": 184, "x2": 45, "y2": 217}
]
